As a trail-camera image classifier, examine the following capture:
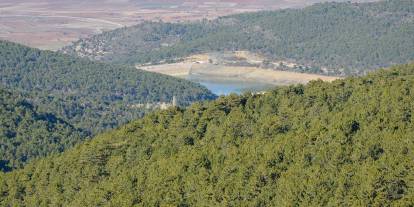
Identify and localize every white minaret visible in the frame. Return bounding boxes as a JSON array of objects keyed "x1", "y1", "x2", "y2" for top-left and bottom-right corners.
[{"x1": 172, "y1": 96, "x2": 177, "y2": 107}]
